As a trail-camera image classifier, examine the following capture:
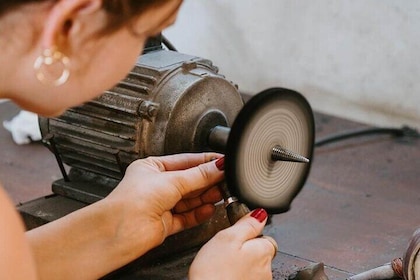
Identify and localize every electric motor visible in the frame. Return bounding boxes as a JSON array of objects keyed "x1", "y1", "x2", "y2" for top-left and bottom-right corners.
[{"x1": 39, "y1": 49, "x2": 244, "y2": 203}]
